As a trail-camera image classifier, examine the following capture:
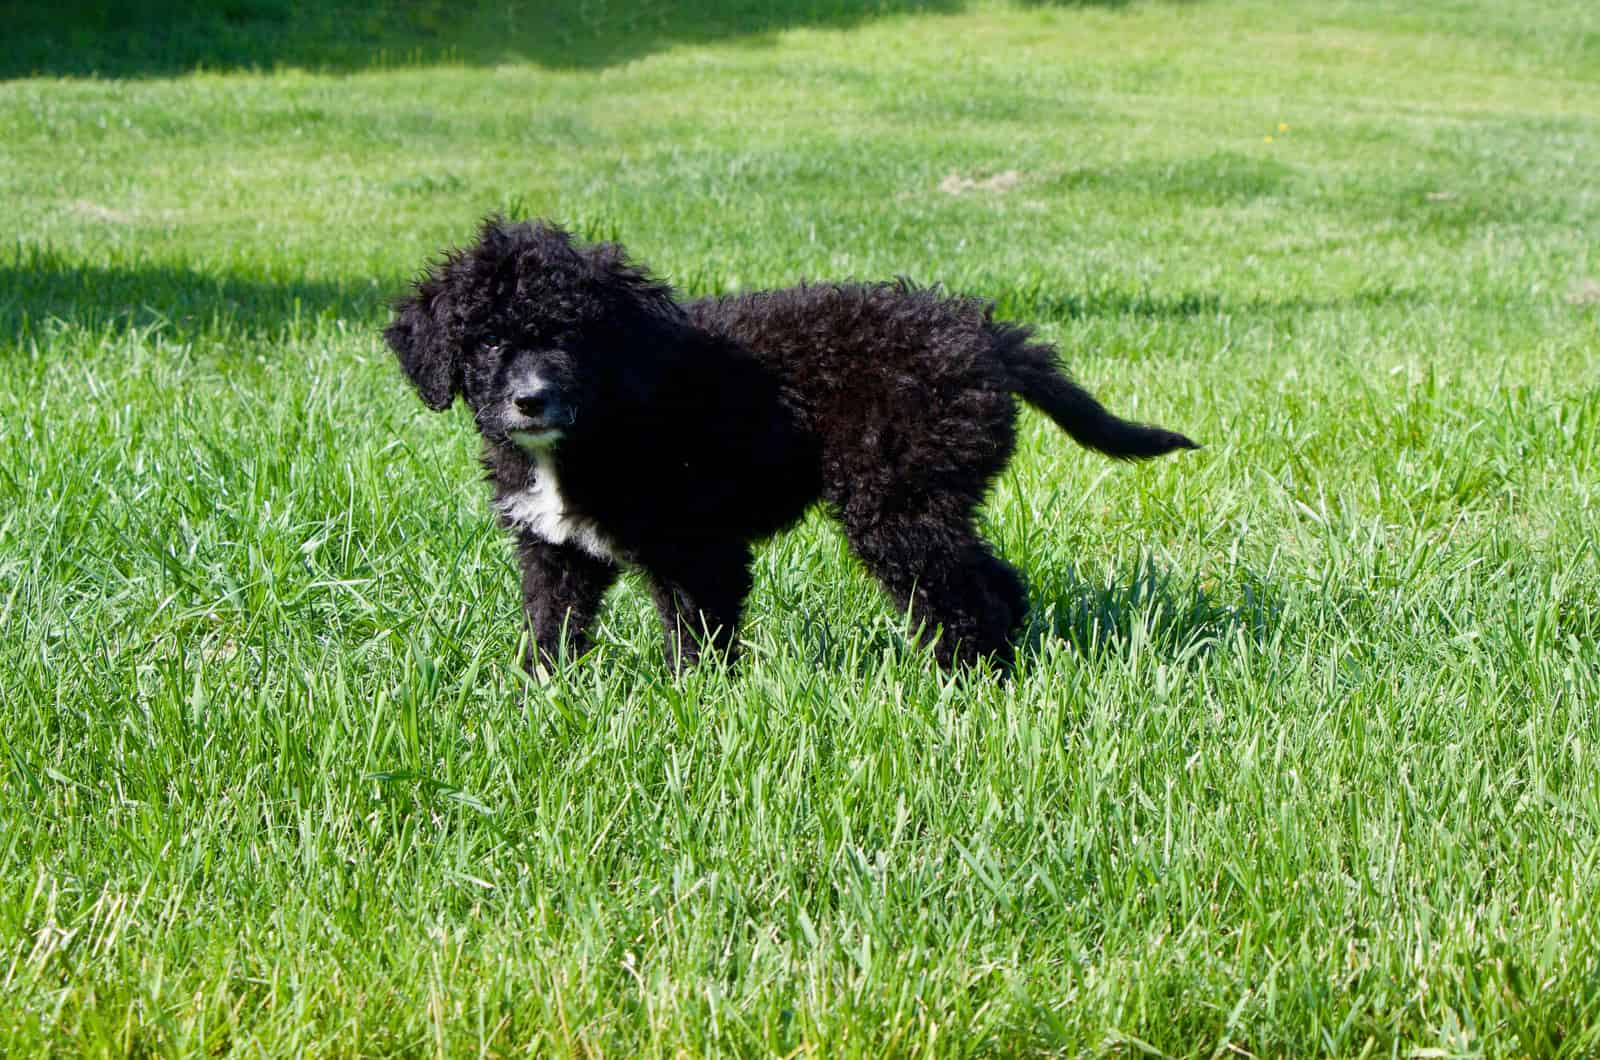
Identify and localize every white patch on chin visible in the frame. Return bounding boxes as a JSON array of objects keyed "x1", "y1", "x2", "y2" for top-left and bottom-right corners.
[
  {"x1": 495, "y1": 453, "x2": 618, "y2": 562},
  {"x1": 509, "y1": 428, "x2": 564, "y2": 452}
]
